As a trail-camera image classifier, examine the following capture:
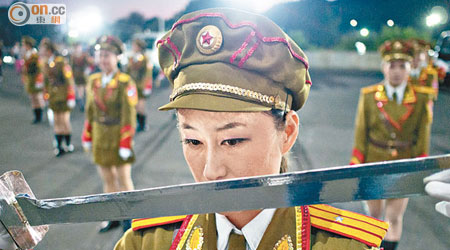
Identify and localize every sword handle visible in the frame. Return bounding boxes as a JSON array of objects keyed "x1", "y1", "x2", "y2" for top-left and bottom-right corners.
[{"x1": 0, "y1": 171, "x2": 48, "y2": 249}]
